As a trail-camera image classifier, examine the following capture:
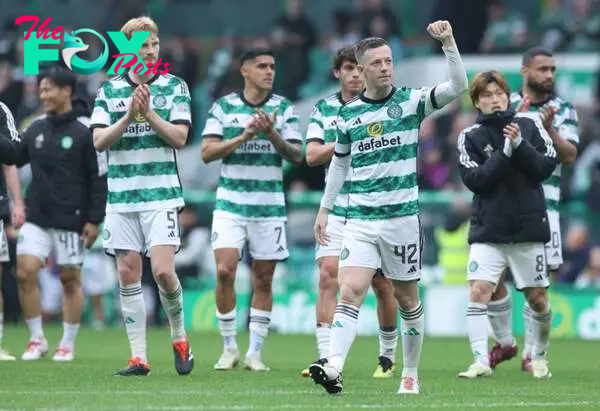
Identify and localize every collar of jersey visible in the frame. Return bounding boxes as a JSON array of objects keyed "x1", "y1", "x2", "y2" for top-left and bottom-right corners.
[
  {"x1": 359, "y1": 86, "x2": 396, "y2": 104},
  {"x1": 124, "y1": 69, "x2": 161, "y2": 88},
  {"x1": 518, "y1": 90, "x2": 555, "y2": 107},
  {"x1": 239, "y1": 91, "x2": 273, "y2": 107}
]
